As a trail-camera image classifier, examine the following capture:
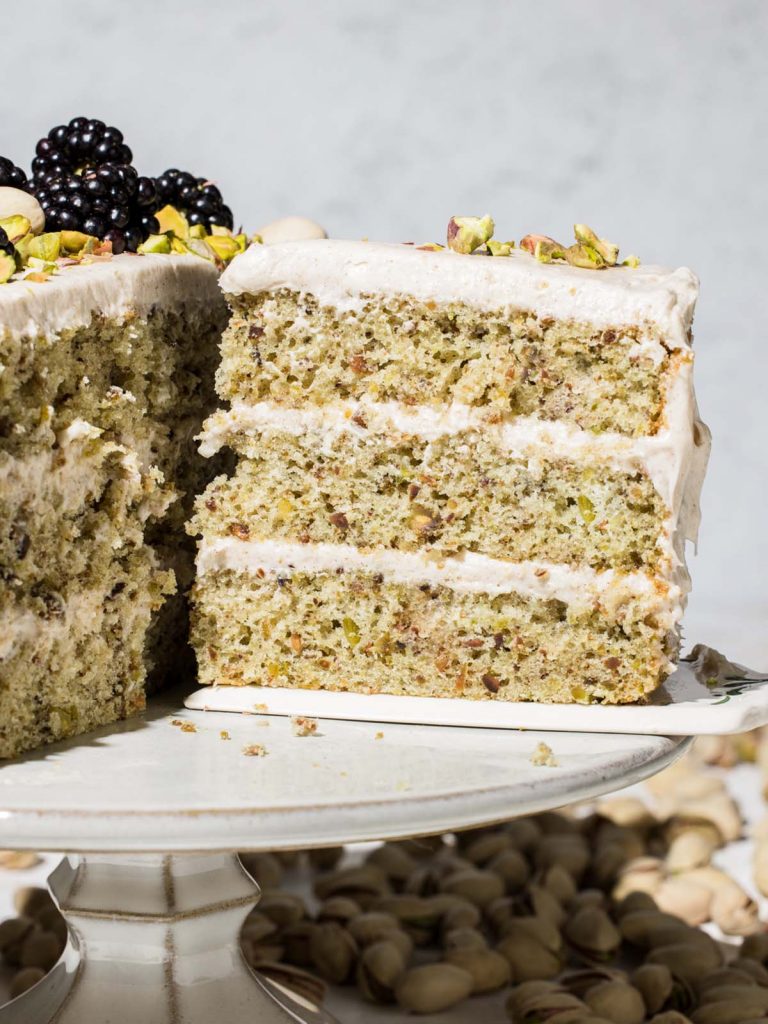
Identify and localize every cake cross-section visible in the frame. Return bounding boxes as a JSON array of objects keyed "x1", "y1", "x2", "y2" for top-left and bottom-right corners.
[{"x1": 191, "y1": 237, "x2": 710, "y2": 704}]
